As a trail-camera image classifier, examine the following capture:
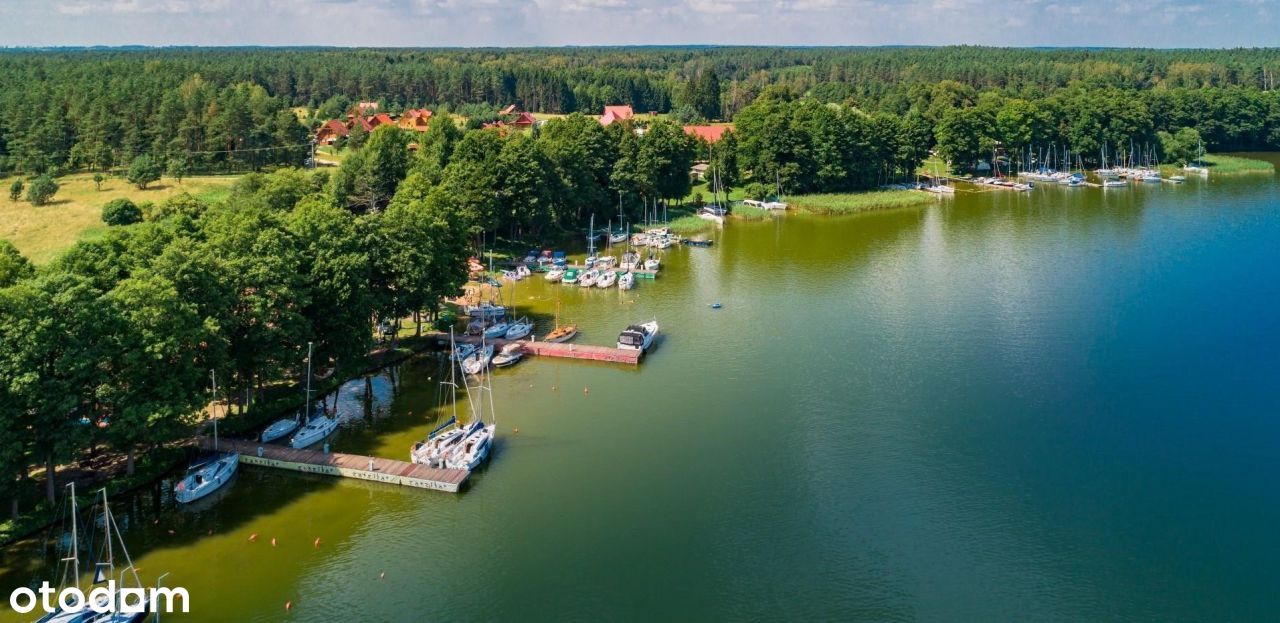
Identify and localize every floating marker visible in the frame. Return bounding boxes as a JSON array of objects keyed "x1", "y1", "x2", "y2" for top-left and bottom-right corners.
[
  {"x1": 271, "y1": 537, "x2": 277, "y2": 547},
  {"x1": 285, "y1": 601, "x2": 292, "y2": 611},
  {"x1": 249, "y1": 533, "x2": 259, "y2": 542},
  {"x1": 314, "y1": 537, "x2": 322, "y2": 549}
]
